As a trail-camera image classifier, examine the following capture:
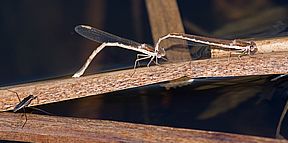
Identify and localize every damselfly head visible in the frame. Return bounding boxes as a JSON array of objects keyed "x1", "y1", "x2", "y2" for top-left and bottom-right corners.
[
  {"x1": 249, "y1": 41, "x2": 258, "y2": 54},
  {"x1": 25, "y1": 95, "x2": 37, "y2": 101},
  {"x1": 156, "y1": 47, "x2": 166, "y2": 58},
  {"x1": 233, "y1": 40, "x2": 258, "y2": 54}
]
